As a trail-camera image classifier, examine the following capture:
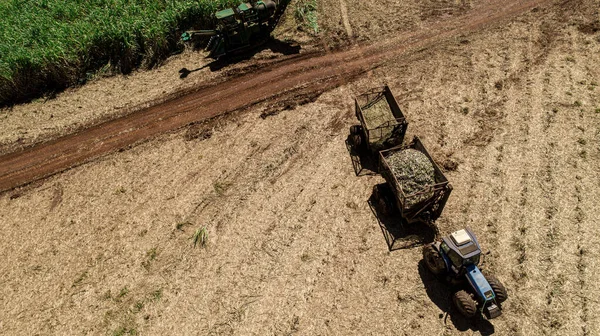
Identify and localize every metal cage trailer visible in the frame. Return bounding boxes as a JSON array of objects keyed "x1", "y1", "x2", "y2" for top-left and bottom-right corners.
[
  {"x1": 377, "y1": 136, "x2": 453, "y2": 226},
  {"x1": 348, "y1": 85, "x2": 408, "y2": 161}
]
